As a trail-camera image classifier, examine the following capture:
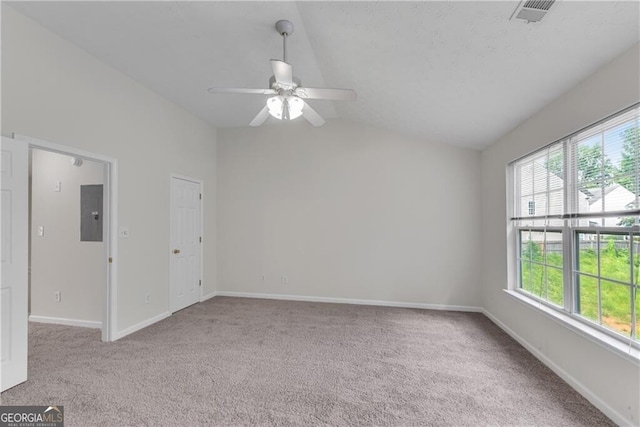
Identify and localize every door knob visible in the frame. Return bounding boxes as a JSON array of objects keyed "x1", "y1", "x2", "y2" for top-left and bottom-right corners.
[{"x1": 173, "y1": 249, "x2": 181, "y2": 254}]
